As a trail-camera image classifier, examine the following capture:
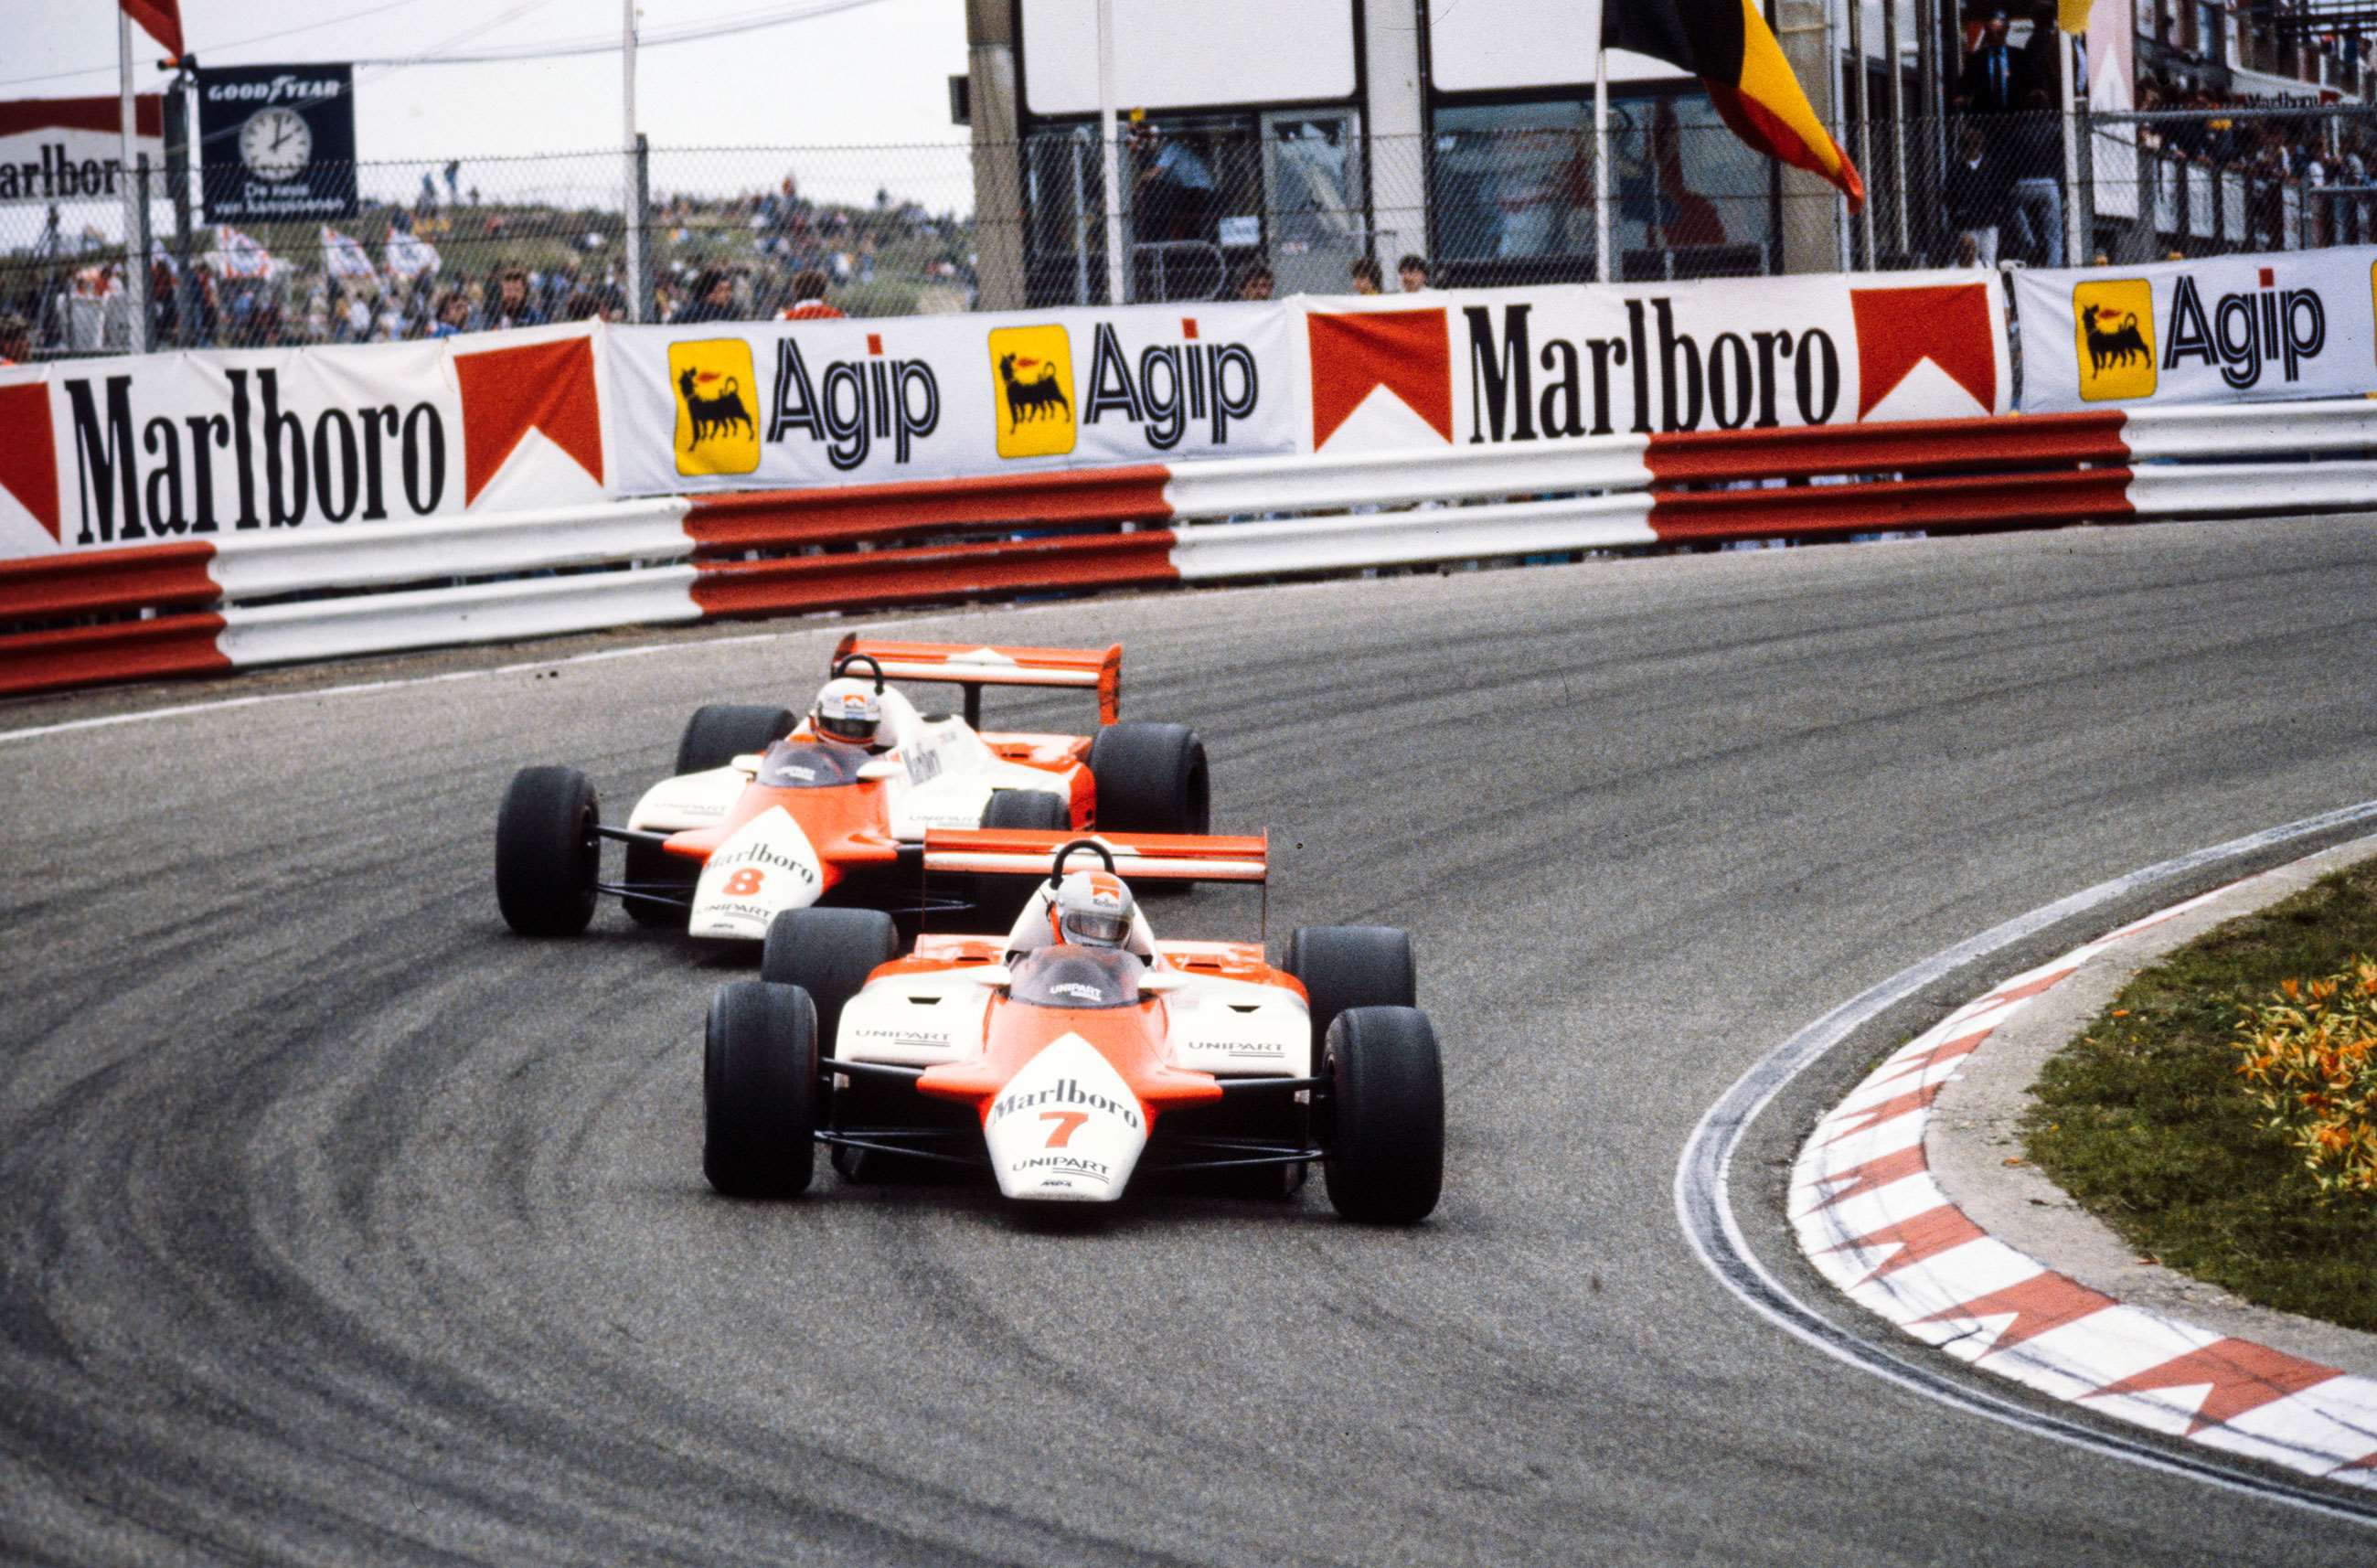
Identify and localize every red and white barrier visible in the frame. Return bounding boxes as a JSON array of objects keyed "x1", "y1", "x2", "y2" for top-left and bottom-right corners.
[{"x1": 5, "y1": 399, "x2": 2372, "y2": 699}]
